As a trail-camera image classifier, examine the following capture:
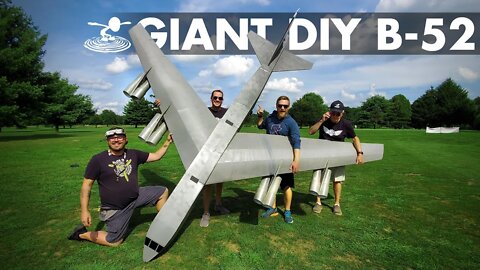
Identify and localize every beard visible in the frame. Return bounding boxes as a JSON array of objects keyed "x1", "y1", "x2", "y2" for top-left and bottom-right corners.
[{"x1": 277, "y1": 110, "x2": 287, "y2": 118}]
